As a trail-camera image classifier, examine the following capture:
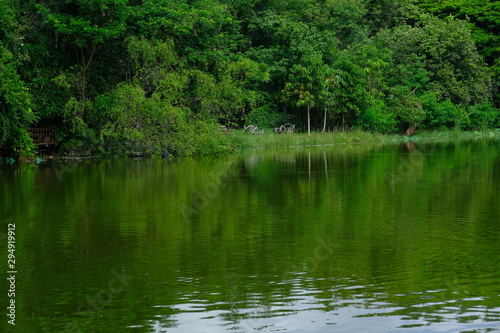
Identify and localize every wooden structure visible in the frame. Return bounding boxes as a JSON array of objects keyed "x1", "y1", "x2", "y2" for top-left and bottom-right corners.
[{"x1": 28, "y1": 128, "x2": 58, "y2": 146}]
